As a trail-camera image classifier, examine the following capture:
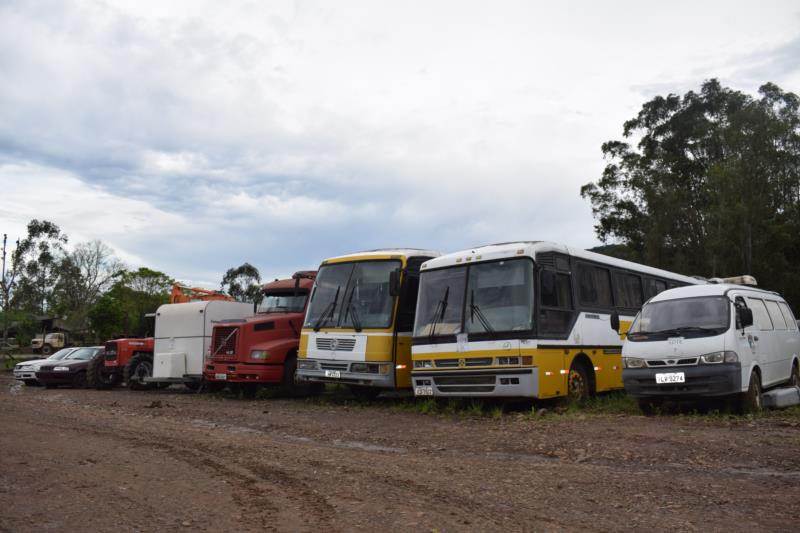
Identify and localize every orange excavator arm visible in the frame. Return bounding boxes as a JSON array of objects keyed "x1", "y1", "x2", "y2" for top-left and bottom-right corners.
[{"x1": 169, "y1": 284, "x2": 235, "y2": 304}]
